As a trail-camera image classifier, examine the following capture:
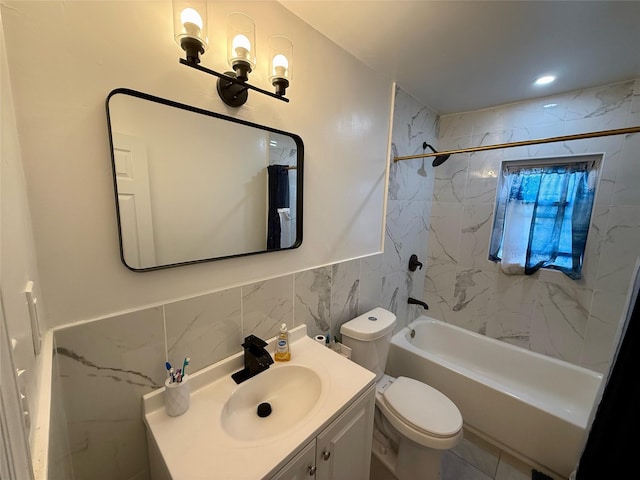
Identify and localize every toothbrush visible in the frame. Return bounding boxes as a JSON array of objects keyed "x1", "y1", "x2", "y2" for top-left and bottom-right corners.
[
  {"x1": 182, "y1": 357, "x2": 190, "y2": 378},
  {"x1": 165, "y1": 362, "x2": 172, "y2": 381}
]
